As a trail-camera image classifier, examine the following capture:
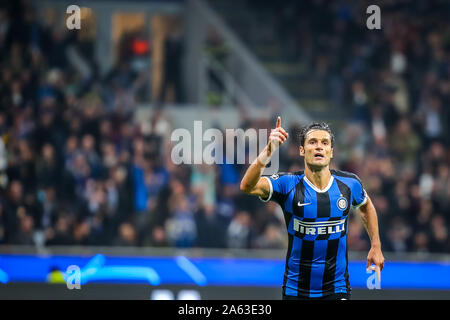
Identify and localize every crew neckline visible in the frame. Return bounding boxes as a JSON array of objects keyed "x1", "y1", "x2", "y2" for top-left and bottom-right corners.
[{"x1": 303, "y1": 175, "x2": 334, "y2": 193}]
